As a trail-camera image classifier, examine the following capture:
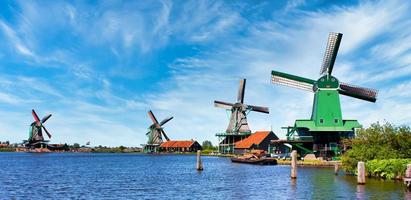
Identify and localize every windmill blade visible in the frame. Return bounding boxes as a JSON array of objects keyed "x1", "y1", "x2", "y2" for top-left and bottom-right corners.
[
  {"x1": 271, "y1": 70, "x2": 316, "y2": 92},
  {"x1": 146, "y1": 131, "x2": 151, "y2": 135},
  {"x1": 320, "y1": 32, "x2": 342, "y2": 75},
  {"x1": 148, "y1": 110, "x2": 159, "y2": 125},
  {"x1": 338, "y1": 82, "x2": 378, "y2": 102},
  {"x1": 159, "y1": 116, "x2": 173, "y2": 126},
  {"x1": 42, "y1": 126, "x2": 52, "y2": 138},
  {"x1": 237, "y1": 79, "x2": 246, "y2": 103},
  {"x1": 31, "y1": 109, "x2": 41, "y2": 126},
  {"x1": 214, "y1": 100, "x2": 234, "y2": 110},
  {"x1": 161, "y1": 129, "x2": 170, "y2": 141},
  {"x1": 247, "y1": 105, "x2": 269, "y2": 114},
  {"x1": 41, "y1": 114, "x2": 52, "y2": 123}
]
